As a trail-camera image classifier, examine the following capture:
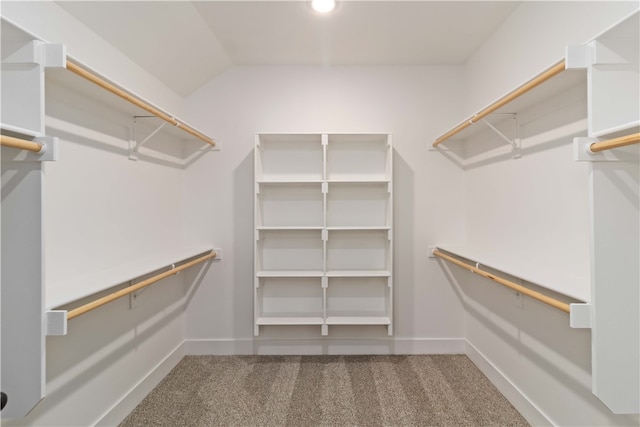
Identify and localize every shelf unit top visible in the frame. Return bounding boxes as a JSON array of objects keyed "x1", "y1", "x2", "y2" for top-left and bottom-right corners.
[
  {"x1": 436, "y1": 244, "x2": 589, "y2": 303},
  {"x1": 47, "y1": 246, "x2": 214, "y2": 310}
]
